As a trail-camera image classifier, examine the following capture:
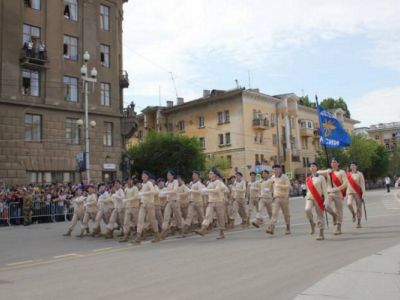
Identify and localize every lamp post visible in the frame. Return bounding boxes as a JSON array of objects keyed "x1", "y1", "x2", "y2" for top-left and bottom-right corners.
[{"x1": 80, "y1": 51, "x2": 97, "y2": 183}]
